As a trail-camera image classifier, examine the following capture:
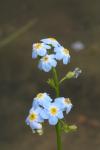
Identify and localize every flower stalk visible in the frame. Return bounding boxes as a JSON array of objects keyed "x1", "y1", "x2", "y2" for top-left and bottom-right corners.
[
  {"x1": 26, "y1": 37, "x2": 80, "y2": 150},
  {"x1": 52, "y1": 68, "x2": 62, "y2": 150}
]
